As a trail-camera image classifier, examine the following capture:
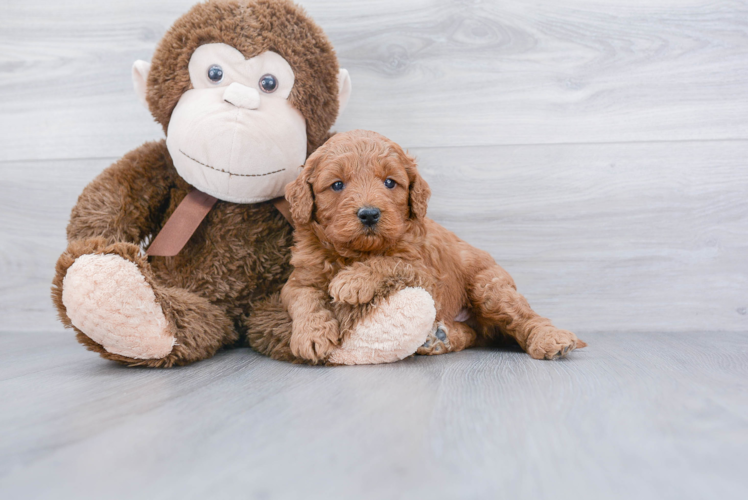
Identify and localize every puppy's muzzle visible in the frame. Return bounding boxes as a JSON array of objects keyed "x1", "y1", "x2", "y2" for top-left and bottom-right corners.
[{"x1": 357, "y1": 207, "x2": 381, "y2": 227}]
